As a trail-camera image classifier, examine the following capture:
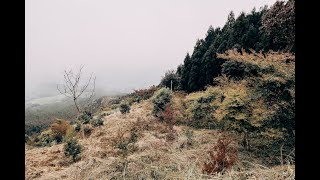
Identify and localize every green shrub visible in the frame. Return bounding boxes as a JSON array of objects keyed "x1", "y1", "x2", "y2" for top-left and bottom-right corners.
[
  {"x1": 222, "y1": 61, "x2": 260, "y2": 80},
  {"x1": 30, "y1": 130, "x2": 54, "y2": 147},
  {"x1": 256, "y1": 76, "x2": 292, "y2": 102},
  {"x1": 74, "y1": 123, "x2": 81, "y2": 132},
  {"x1": 221, "y1": 61, "x2": 246, "y2": 80},
  {"x1": 79, "y1": 111, "x2": 92, "y2": 124},
  {"x1": 151, "y1": 88, "x2": 172, "y2": 120},
  {"x1": 215, "y1": 51, "x2": 295, "y2": 162},
  {"x1": 64, "y1": 138, "x2": 82, "y2": 162},
  {"x1": 255, "y1": 75, "x2": 295, "y2": 142},
  {"x1": 185, "y1": 92, "x2": 217, "y2": 129},
  {"x1": 244, "y1": 63, "x2": 260, "y2": 76},
  {"x1": 91, "y1": 118, "x2": 104, "y2": 127},
  {"x1": 119, "y1": 101, "x2": 131, "y2": 114},
  {"x1": 195, "y1": 103, "x2": 213, "y2": 128}
]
